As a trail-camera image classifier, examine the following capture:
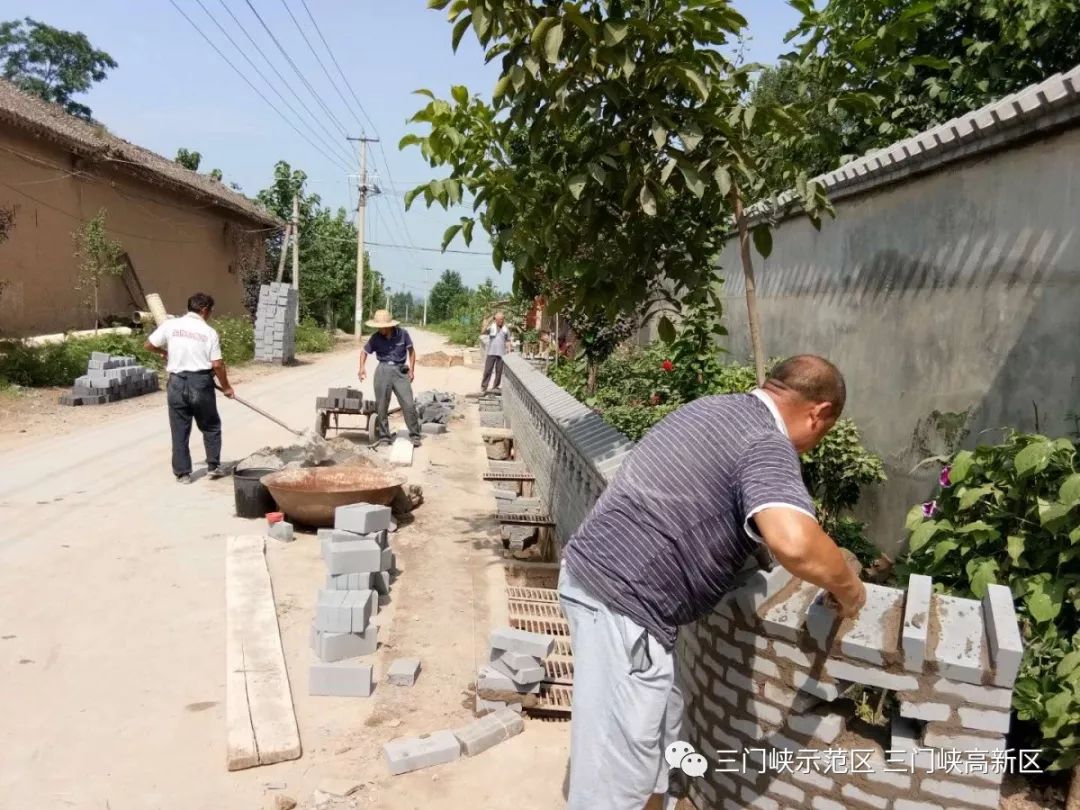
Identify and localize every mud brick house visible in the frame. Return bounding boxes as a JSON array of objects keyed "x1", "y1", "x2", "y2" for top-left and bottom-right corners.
[{"x1": 0, "y1": 78, "x2": 281, "y2": 337}]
